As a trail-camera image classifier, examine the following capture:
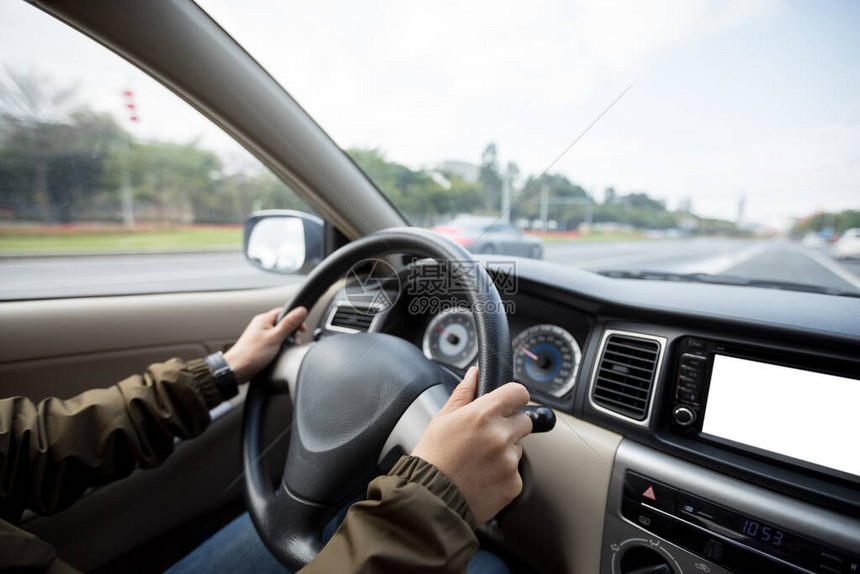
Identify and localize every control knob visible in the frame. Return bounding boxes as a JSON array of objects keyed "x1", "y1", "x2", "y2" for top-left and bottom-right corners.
[
  {"x1": 619, "y1": 546, "x2": 673, "y2": 574},
  {"x1": 672, "y1": 405, "x2": 696, "y2": 427}
]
